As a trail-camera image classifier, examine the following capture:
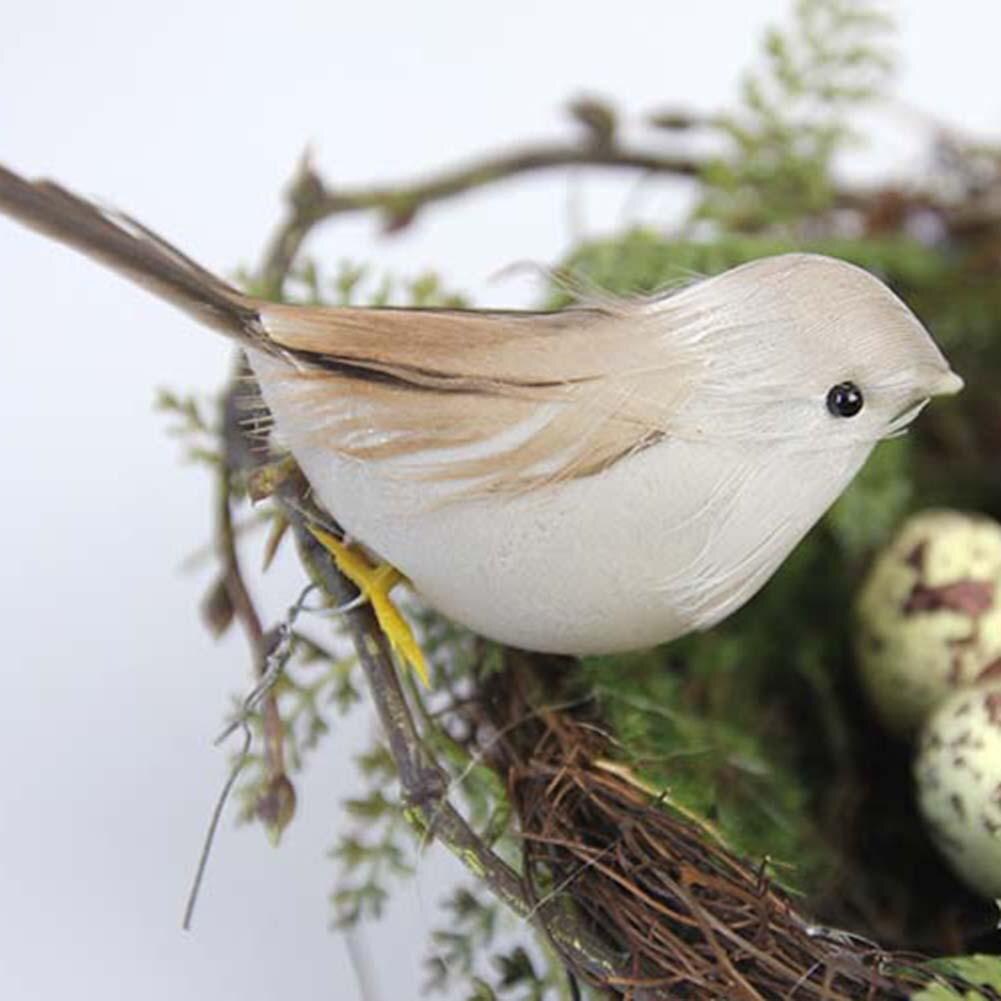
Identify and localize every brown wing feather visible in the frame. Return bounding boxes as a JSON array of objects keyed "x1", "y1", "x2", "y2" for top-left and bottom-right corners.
[
  {"x1": 262, "y1": 302, "x2": 616, "y2": 384},
  {"x1": 256, "y1": 303, "x2": 698, "y2": 496}
]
